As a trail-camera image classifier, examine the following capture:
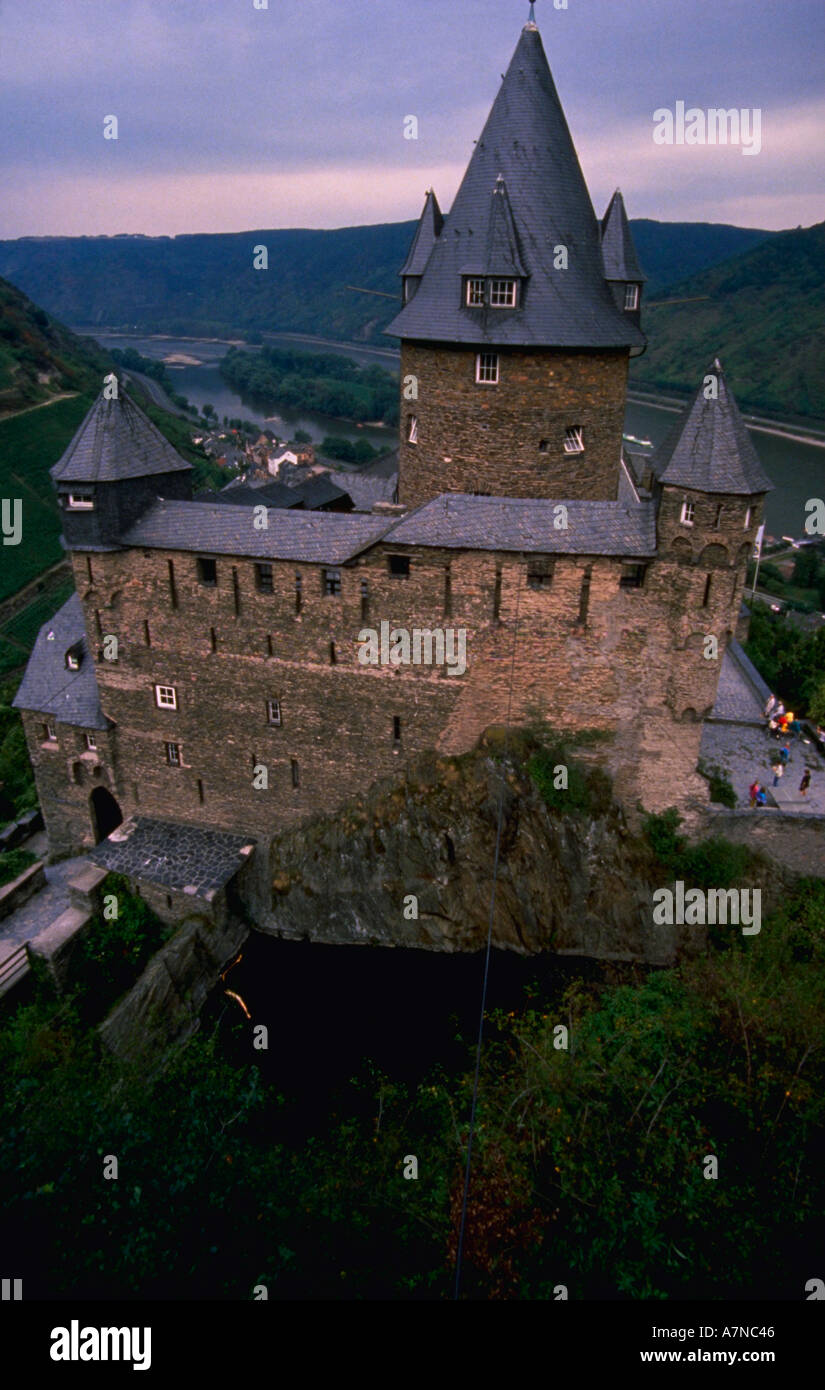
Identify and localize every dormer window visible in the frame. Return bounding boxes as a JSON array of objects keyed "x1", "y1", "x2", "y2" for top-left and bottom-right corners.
[
  {"x1": 467, "y1": 278, "x2": 485, "y2": 307},
  {"x1": 563, "y1": 427, "x2": 584, "y2": 454},
  {"x1": 67, "y1": 490, "x2": 94, "y2": 510},
  {"x1": 490, "y1": 279, "x2": 518, "y2": 308},
  {"x1": 65, "y1": 643, "x2": 82, "y2": 671},
  {"x1": 624, "y1": 284, "x2": 640, "y2": 311}
]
